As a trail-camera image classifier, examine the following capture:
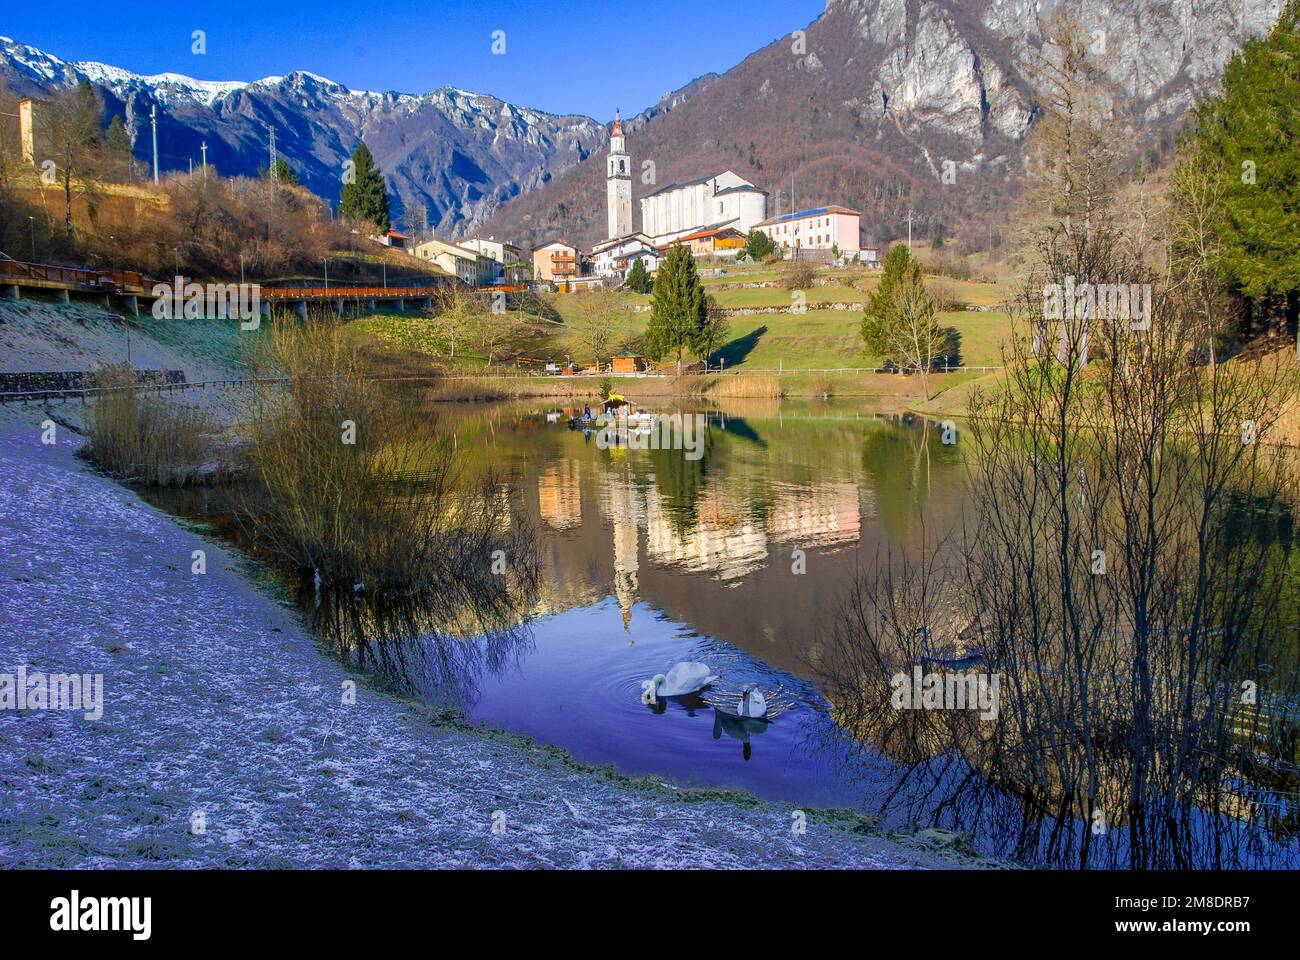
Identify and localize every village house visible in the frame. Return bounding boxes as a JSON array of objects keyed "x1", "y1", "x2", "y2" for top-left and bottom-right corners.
[
  {"x1": 754, "y1": 205, "x2": 863, "y2": 258},
  {"x1": 590, "y1": 233, "x2": 660, "y2": 279},
  {"x1": 412, "y1": 238, "x2": 494, "y2": 286},
  {"x1": 532, "y1": 240, "x2": 582, "y2": 283},
  {"x1": 461, "y1": 237, "x2": 528, "y2": 283},
  {"x1": 371, "y1": 228, "x2": 411, "y2": 250},
  {"x1": 671, "y1": 226, "x2": 747, "y2": 258}
]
